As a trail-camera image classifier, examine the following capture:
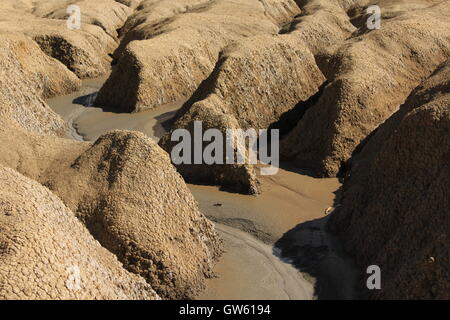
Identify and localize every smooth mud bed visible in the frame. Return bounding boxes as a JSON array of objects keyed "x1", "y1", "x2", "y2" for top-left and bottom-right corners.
[{"x1": 48, "y1": 79, "x2": 358, "y2": 300}]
